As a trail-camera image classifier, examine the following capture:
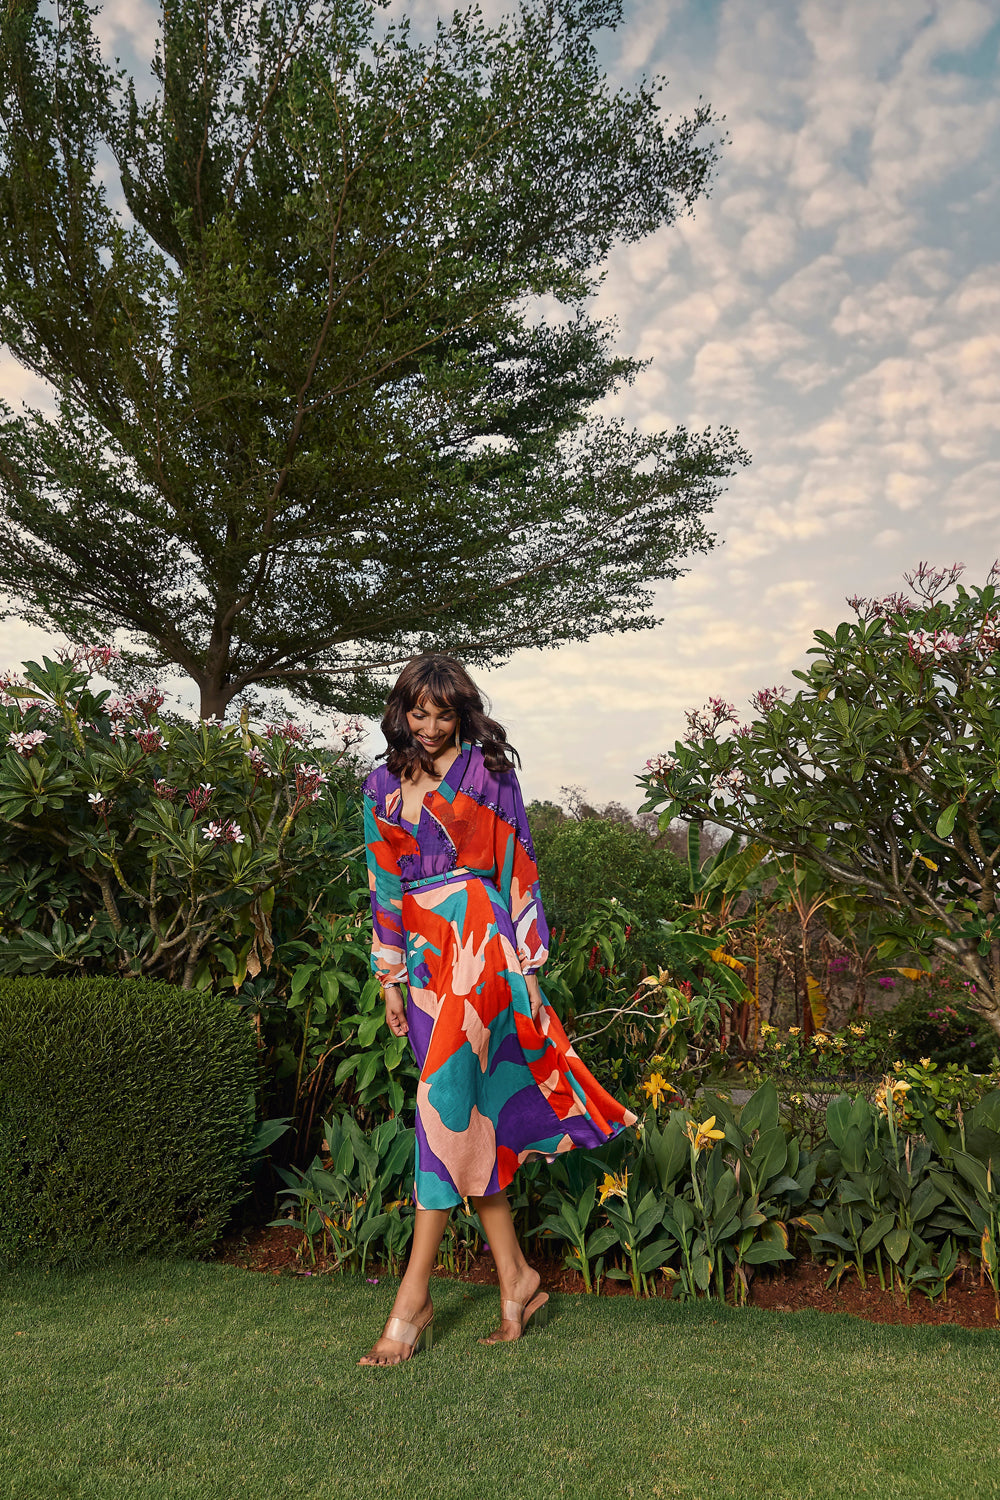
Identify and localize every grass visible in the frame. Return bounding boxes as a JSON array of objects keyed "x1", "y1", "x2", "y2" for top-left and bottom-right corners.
[{"x1": 2, "y1": 1261, "x2": 1000, "y2": 1500}]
